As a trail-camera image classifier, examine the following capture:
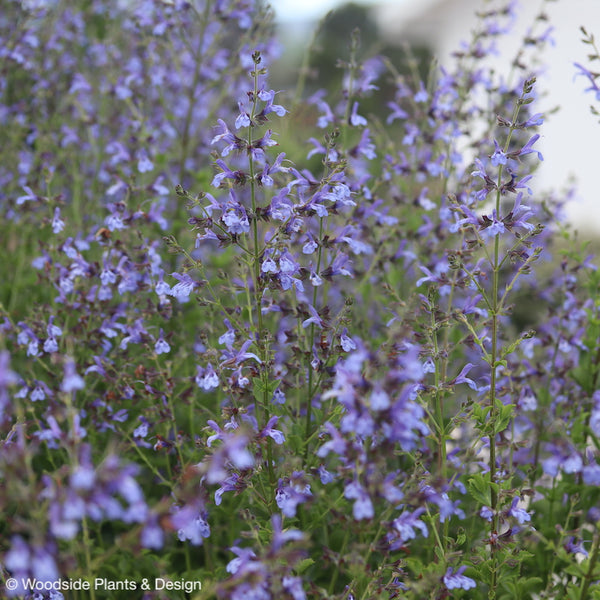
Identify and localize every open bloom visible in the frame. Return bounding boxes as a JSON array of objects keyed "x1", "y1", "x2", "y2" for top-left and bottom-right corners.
[{"x1": 443, "y1": 566, "x2": 476, "y2": 590}]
